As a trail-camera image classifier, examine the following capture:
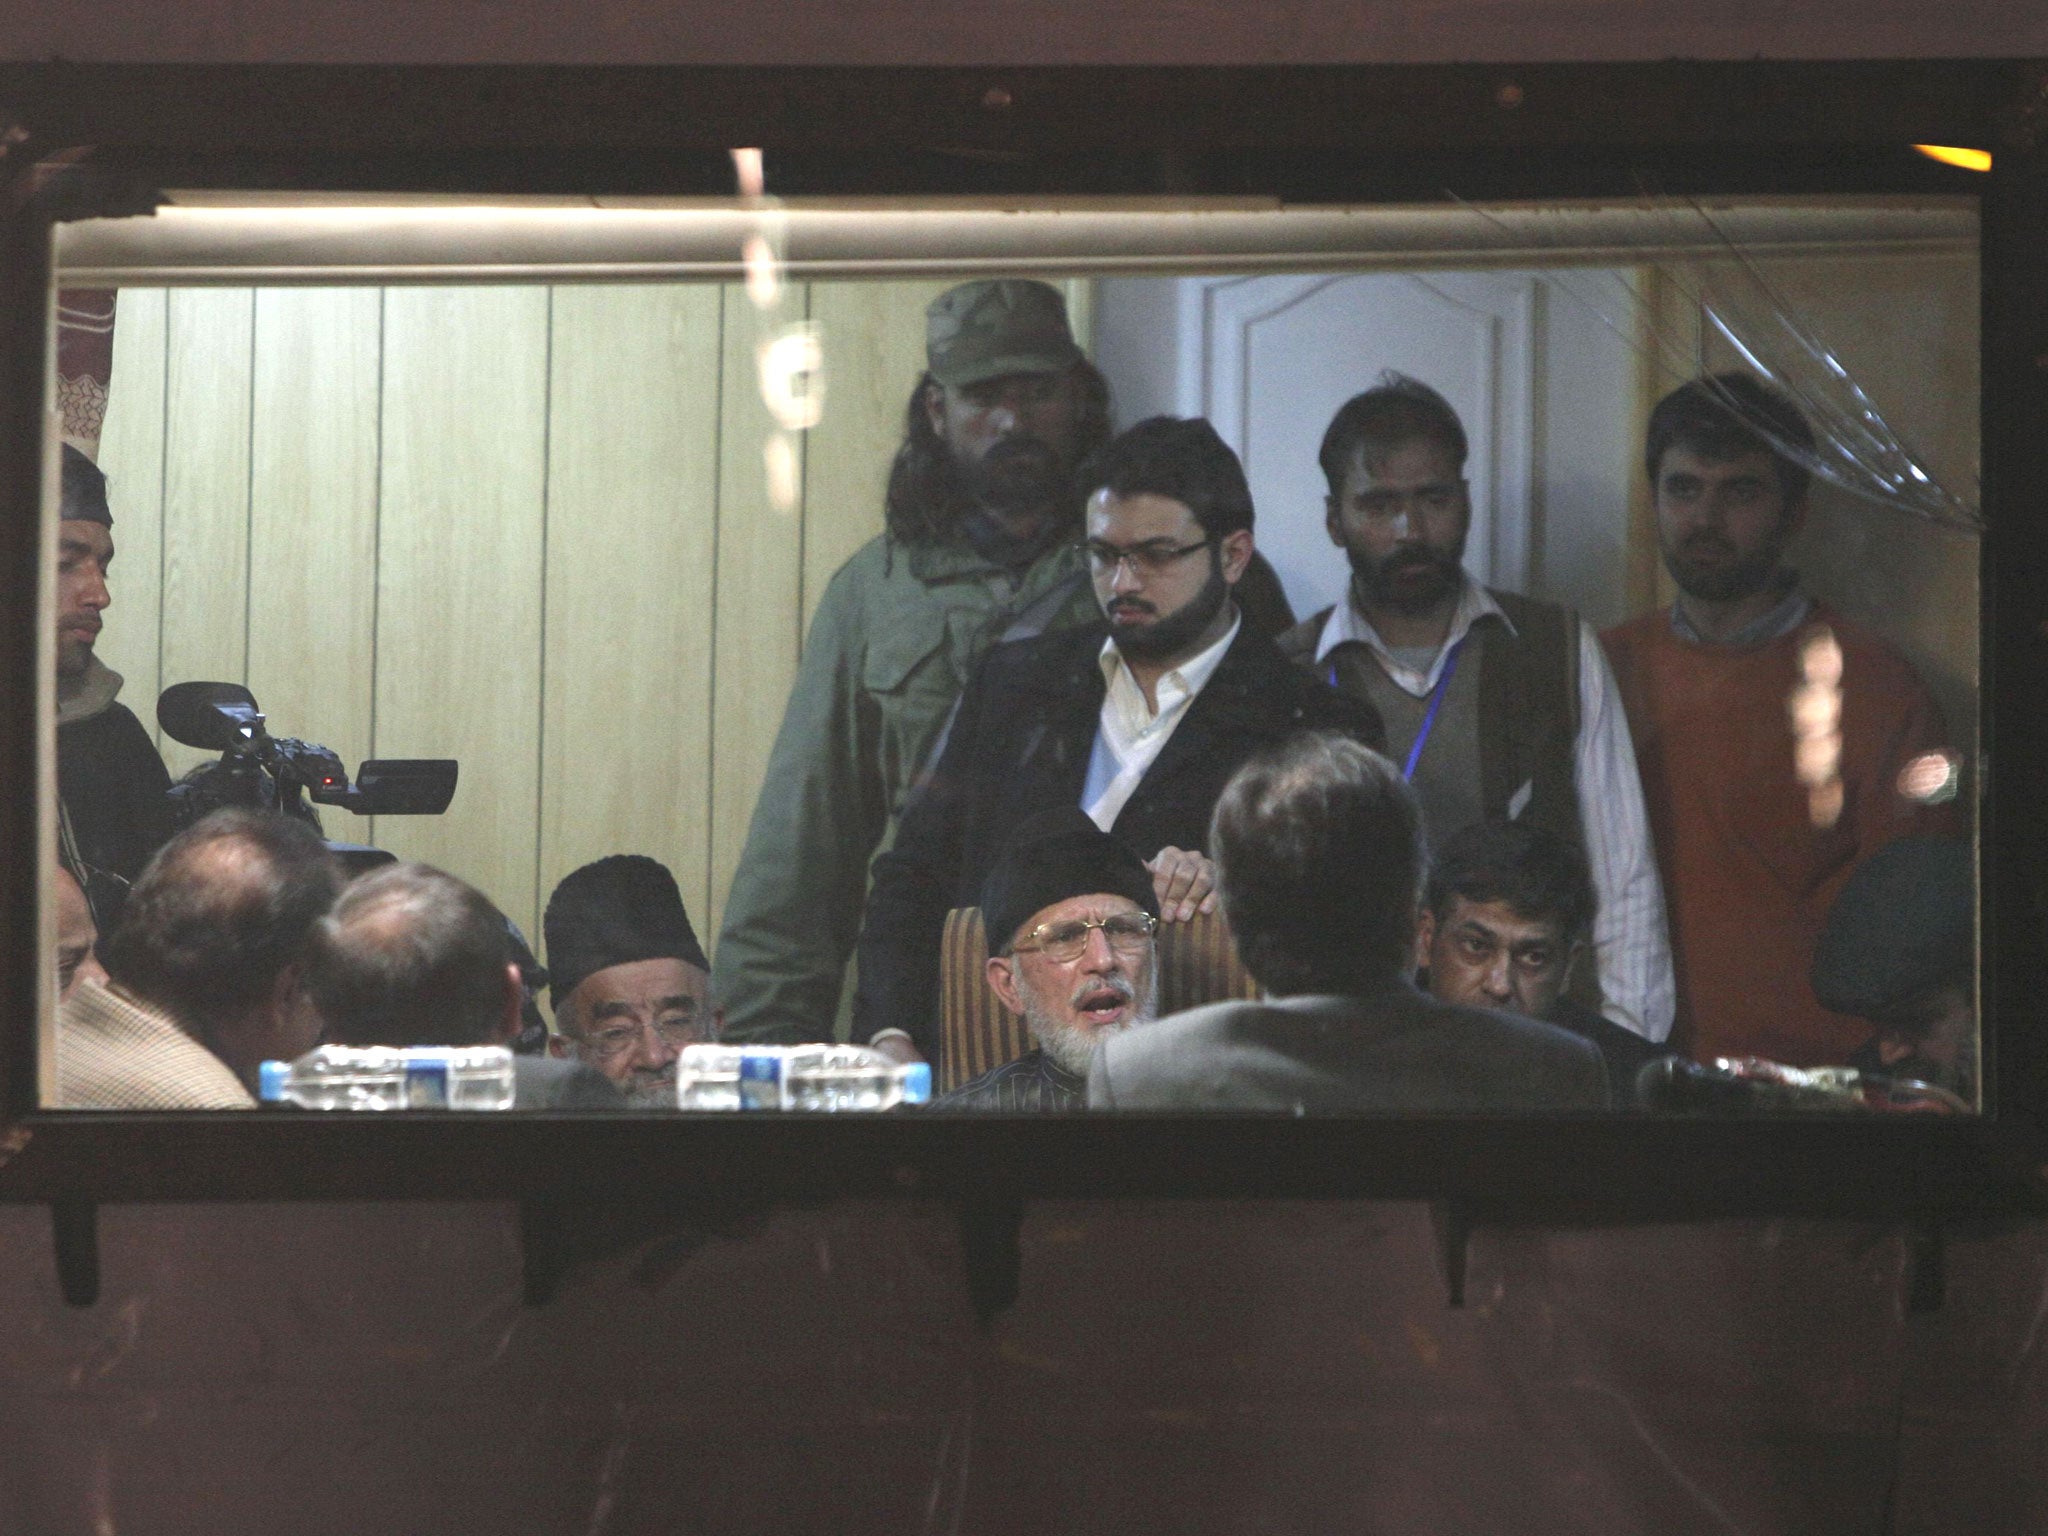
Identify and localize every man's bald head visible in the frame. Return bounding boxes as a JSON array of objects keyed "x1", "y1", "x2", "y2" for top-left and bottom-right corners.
[
  {"x1": 305, "y1": 862, "x2": 519, "y2": 1049},
  {"x1": 100, "y1": 809, "x2": 342, "y2": 1037}
]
